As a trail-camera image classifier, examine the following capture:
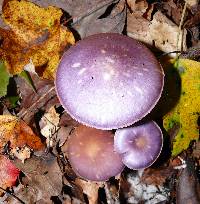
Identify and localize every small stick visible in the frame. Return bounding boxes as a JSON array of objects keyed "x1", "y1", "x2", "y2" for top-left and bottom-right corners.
[
  {"x1": 18, "y1": 86, "x2": 55, "y2": 119},
  {"x1": 176, "y1": 0, "x2": 188, "y2": 57}
]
